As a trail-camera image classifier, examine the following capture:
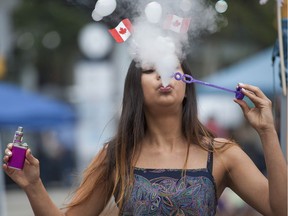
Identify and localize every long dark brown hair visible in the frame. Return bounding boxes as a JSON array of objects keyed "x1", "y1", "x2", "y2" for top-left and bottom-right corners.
[{"x1": 66, "y1": 59, "x2": 216, "y2": 213}]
